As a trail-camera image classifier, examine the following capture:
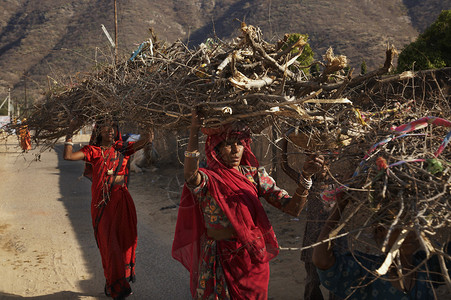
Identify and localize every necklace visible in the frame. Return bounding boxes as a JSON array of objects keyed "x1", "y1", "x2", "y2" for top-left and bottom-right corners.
[{"x1": 101, "y1": 146, "x2": 116, "y2": 176}]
